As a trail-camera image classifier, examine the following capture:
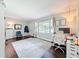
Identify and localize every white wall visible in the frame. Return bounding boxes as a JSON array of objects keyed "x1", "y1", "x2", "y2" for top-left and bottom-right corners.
[
  {"x1": 28, "y1": 12, "x2": 78, "y2": 44},
  {"x1": 0, "y1": 2, "x2": 5, "y2": 57},
  {"x1": 76, "y1": 1, "x2": 79, "y2": 36},
  {"x1": 27, "y1": 20, "x2": 35, "y2": 35},
  {"x1": 5, "y1": 17, "x2": 29, "y2": 39}
]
